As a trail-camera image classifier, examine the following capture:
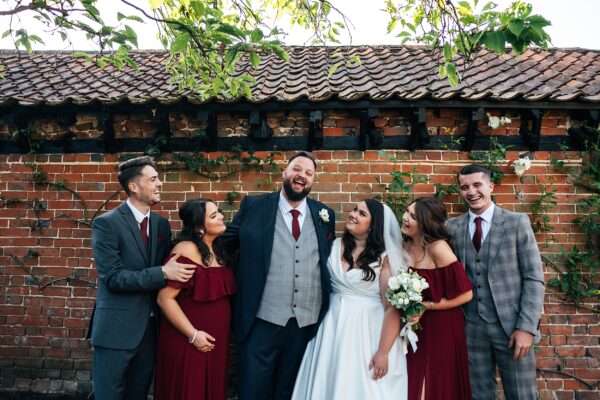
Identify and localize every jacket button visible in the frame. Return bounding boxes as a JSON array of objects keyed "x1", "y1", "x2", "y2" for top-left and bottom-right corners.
[
  {"x1": 293, "y1": 304, "x2": 297, "y2": 308},
  {"x1": 296, "y1": 245, "x2": 300, "y2": 249},
  {"x1": 296, "y1": 260, "x2": 299, "y2": 263},
  {"x1": 295, "y1": 274, "x2": 299, "y2": 278},
  {"x1": 294, "y1": 289, "x2": 299, "y2": 293}
]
